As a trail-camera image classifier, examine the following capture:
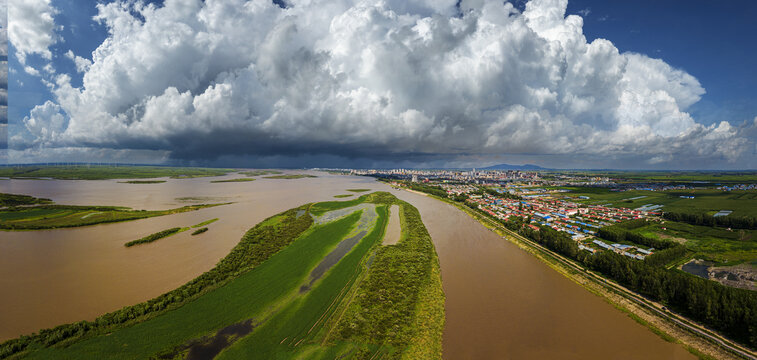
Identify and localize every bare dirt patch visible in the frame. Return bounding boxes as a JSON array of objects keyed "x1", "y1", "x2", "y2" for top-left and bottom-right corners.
[{"x1": 382, "y1": 205, "x2": 401, "y2": 246}]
